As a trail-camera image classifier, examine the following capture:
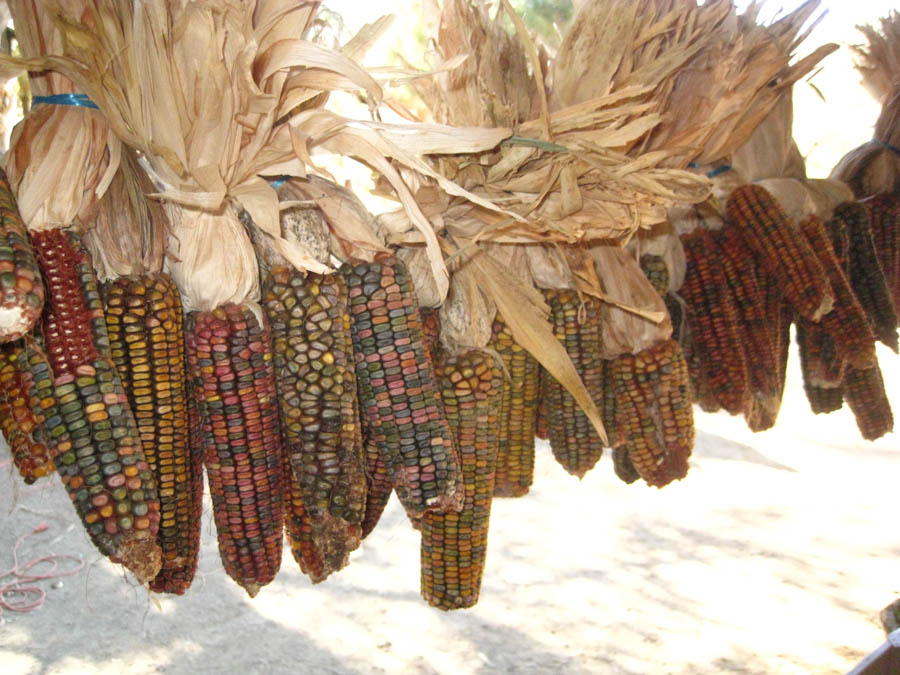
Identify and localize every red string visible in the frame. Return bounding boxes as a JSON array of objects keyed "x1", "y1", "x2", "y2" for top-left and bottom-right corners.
[{"x1": 0, "y1": 523, "x2": 85, "y2": 616}]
